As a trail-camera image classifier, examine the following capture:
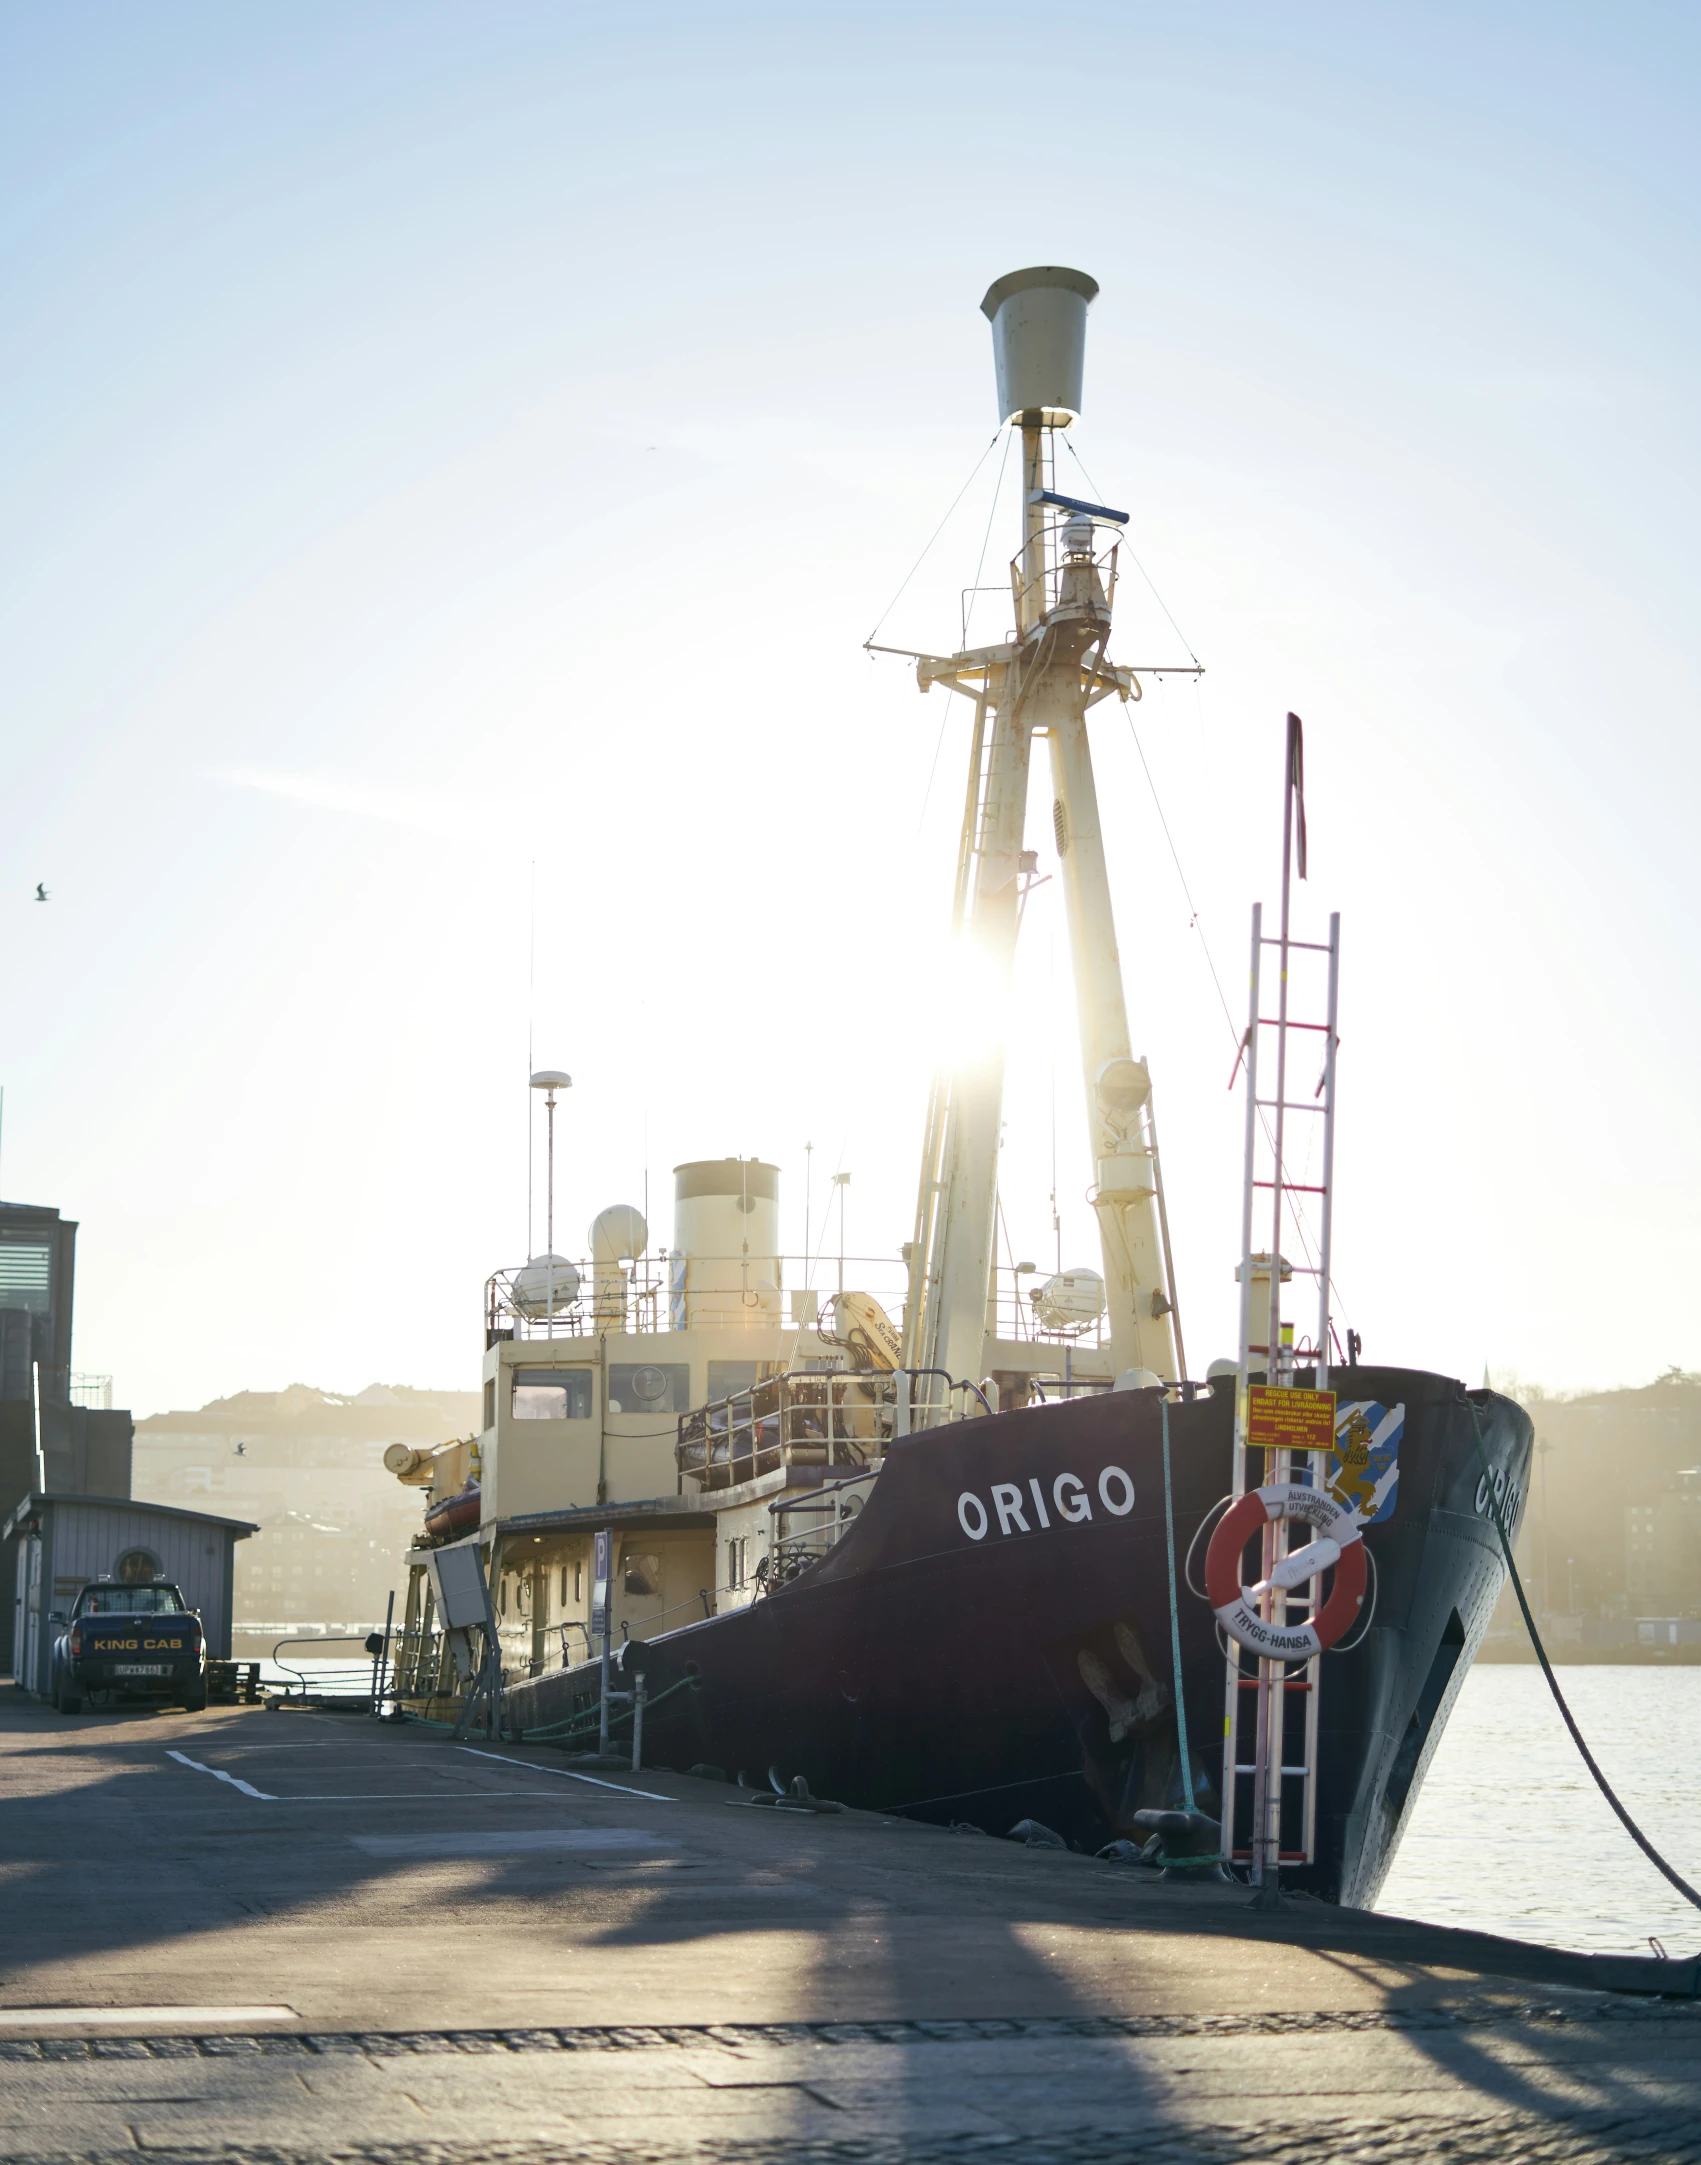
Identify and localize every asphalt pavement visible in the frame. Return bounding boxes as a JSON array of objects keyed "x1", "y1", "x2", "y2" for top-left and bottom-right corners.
[{"x1": 1, "y1": 1690, "x2": 1697, "y2": 2164}]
